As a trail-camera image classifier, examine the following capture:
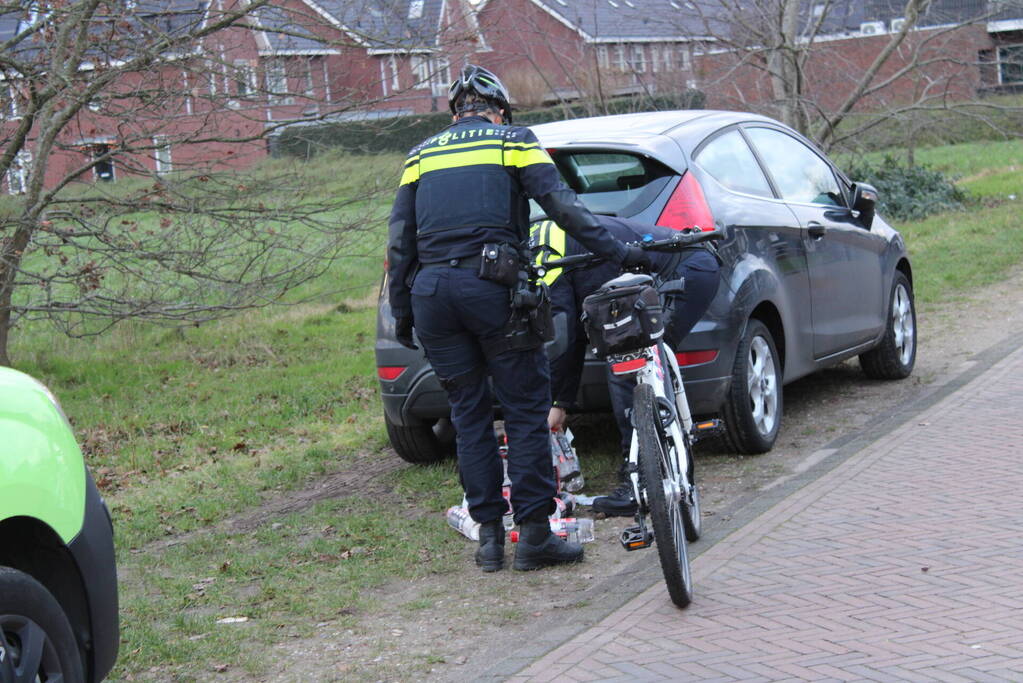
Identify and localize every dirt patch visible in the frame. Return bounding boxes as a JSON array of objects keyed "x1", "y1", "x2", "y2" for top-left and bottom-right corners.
[
  {"x1": 135, "y1": 450, "x2": 404, "y2": 558},
  {"x1": 240, "y1": 266, "x2": 1023, "y2": 681},
  {"x1": 227, "y1": 450, "x2": 405, "y2": 532}
]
